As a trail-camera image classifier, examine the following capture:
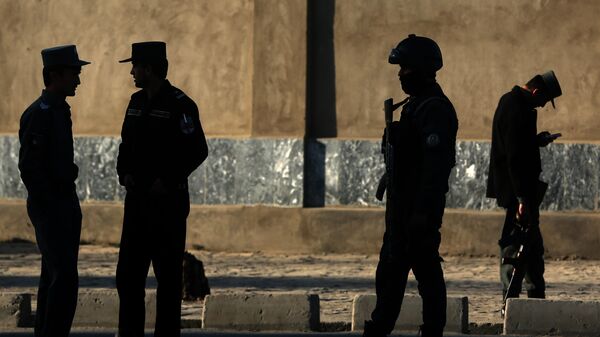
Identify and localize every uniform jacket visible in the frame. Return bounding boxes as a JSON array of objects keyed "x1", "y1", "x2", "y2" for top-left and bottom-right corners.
[
  {"x1": 486, "y1": 86, "x2": 542, "y2": 207},
  {"x1": 18, "y1": 90, "x2": 78, "y2": 199},
  {"x1": 117, "y1": 80, "x2": 208, "y2": 190},
  {"x1": 386, "y1": 82, "x2": 458, "y2": 223}
]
